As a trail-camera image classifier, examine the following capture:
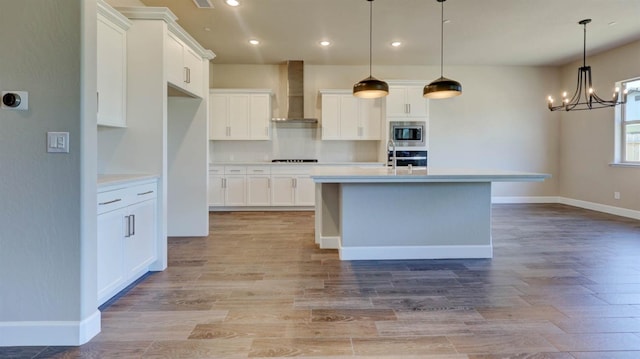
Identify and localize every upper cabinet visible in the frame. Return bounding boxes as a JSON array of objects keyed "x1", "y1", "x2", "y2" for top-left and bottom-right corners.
[
  {"x1": 209, "y1": 89, "x2": 273, "y2": 141},
  {"x1": 320, "y1": 90, "x2": 382, "y2": 140},
  {"x1": 97, "y1": 0, "x2": 131, "y2": 127},
  {"x1": 166, "y1": 31, "x2": 204, "y2": 97},
  {"x1": 386, "y1": 82, "x2": 429, "y2": 118}
]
